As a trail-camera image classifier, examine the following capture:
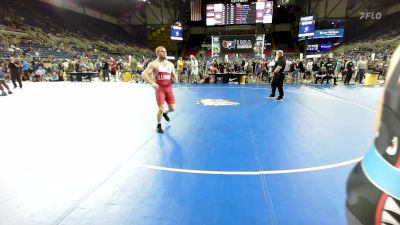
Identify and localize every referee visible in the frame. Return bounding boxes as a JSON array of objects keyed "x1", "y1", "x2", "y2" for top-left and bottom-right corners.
[{"x1": 268, "y1": 50, "x2": 286, "y2": 100}]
